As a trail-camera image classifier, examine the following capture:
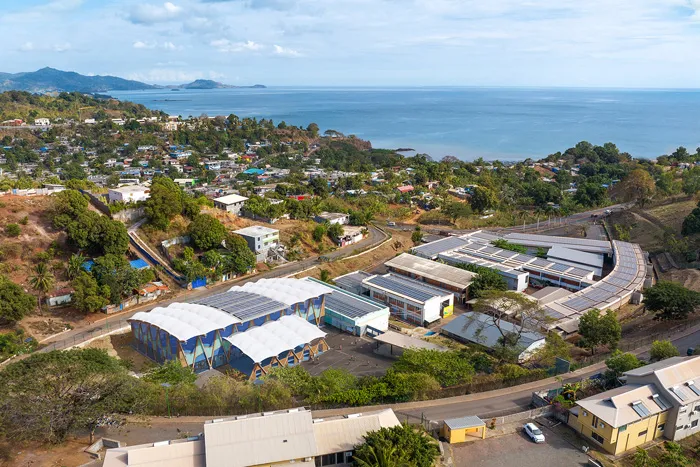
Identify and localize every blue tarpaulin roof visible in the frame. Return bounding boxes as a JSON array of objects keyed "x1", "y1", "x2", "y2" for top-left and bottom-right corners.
[
  {"x1": 243, "y1": 168, "x2": 265, "y2": 175},
  {"x1": 82, "y1": 260, "x2": 94, "y2": 272},
  {"x1": 130, "y1": 259, "x2": 150, "y2": 270}
]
